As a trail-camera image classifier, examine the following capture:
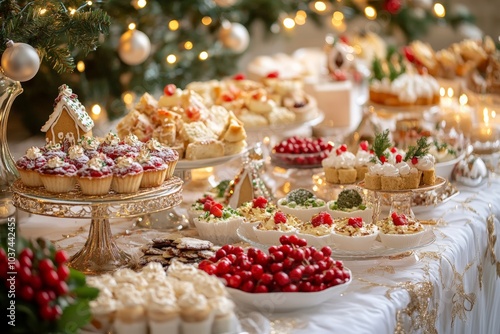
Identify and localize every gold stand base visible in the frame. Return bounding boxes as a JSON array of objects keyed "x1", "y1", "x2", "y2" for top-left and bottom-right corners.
[{"x1": 68, "y1": 217, "x2": 131, "y2": 275}]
